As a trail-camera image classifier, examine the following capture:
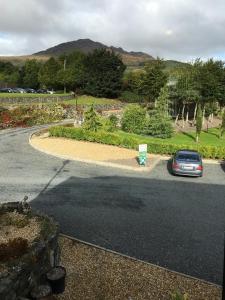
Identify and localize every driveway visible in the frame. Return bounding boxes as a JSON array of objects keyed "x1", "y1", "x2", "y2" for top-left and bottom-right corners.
[{"x1": 0, "y1": 127, "x2": 225, "y2": 284}]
